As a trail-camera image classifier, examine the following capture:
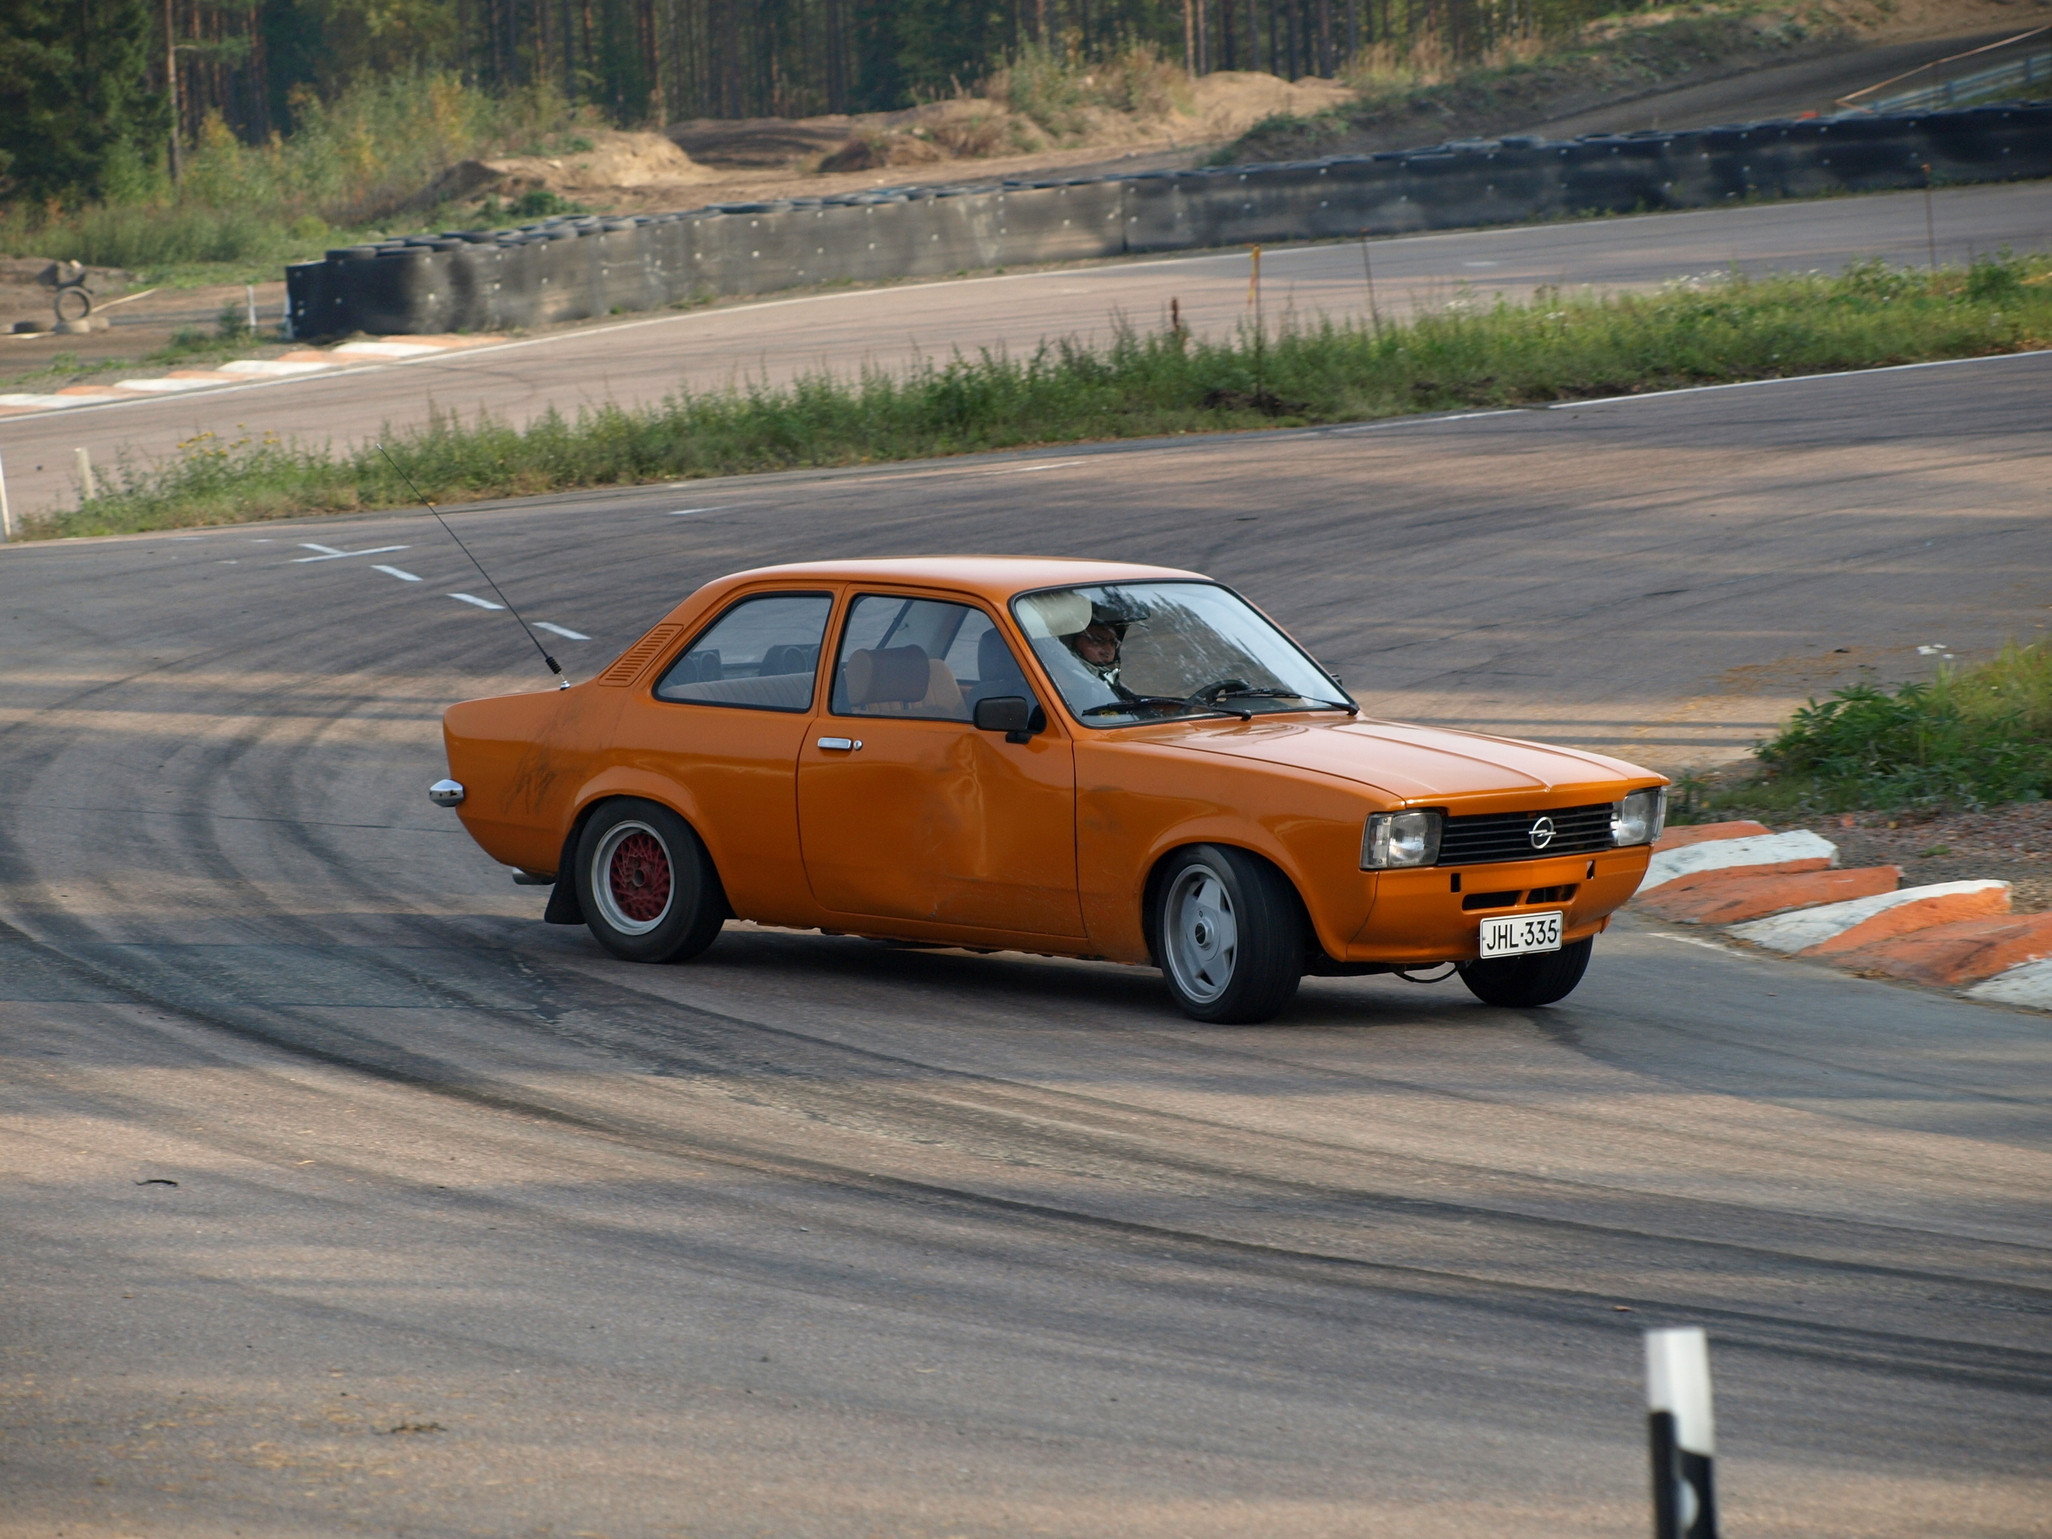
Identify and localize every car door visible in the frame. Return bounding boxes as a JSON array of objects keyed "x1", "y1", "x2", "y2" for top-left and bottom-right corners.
[
  {"x1": 632, "y1": 589, "x2": 836, "y2": 923},
  {"x1": 795, "y1": 591, "x2": 1084, "y2": 938}
]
